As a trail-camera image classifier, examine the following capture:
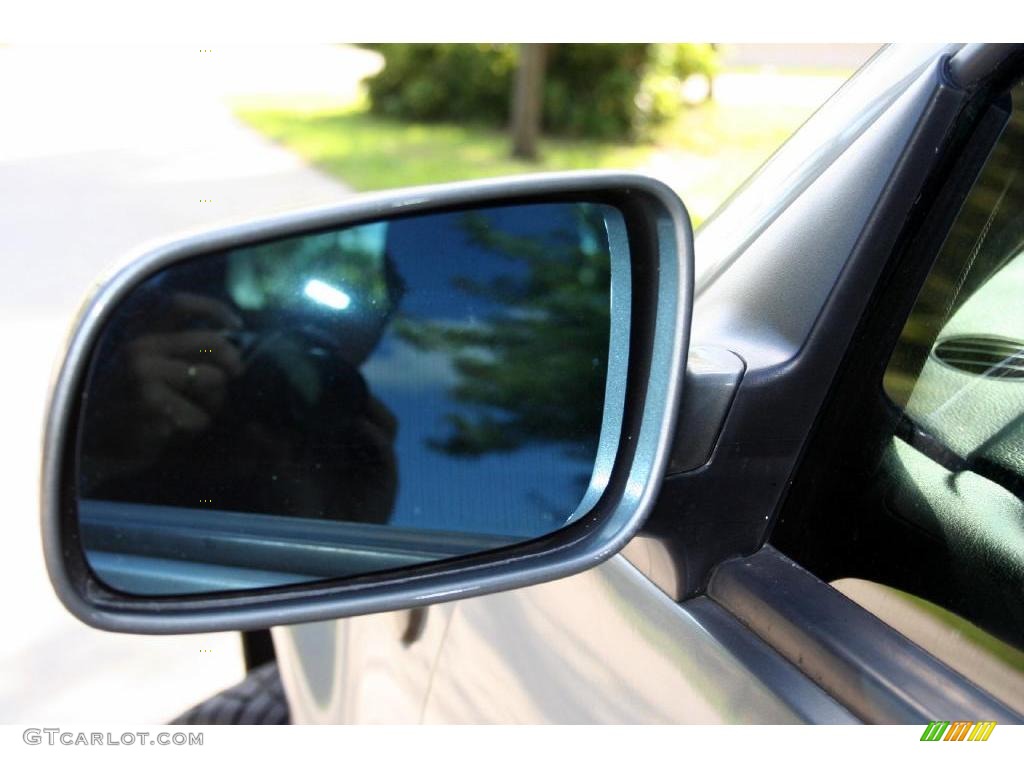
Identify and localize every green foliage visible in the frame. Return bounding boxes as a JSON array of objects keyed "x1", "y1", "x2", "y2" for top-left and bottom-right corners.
[
  {"x1": 542, "y1": 44, "x2": 649, "y2": 140},
  {"x1": 362, "y1": 43, "x2": 719, "y2": 141},
  {"x1": 363, "y1": 44, "x2": 517, "y2": 125},
  {"x1": 635, "y1": 44, "x2": 719, "y2": 134},
  {"x1": 661, "y1": 42, "x2": 719, "y2": 79},
  {"x1": 395, "y1": 206, "x2": 611, "y2": 457}
]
